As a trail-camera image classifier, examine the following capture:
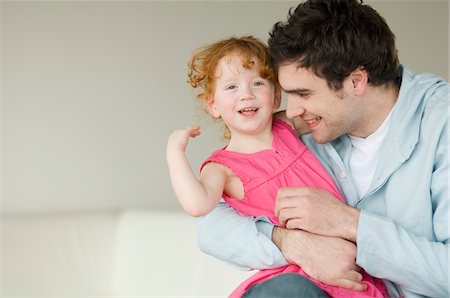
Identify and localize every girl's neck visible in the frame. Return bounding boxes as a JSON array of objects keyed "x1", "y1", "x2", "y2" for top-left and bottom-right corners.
[{"x1": 226, "y1": 129, "x2": 273, "y2": 154}]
